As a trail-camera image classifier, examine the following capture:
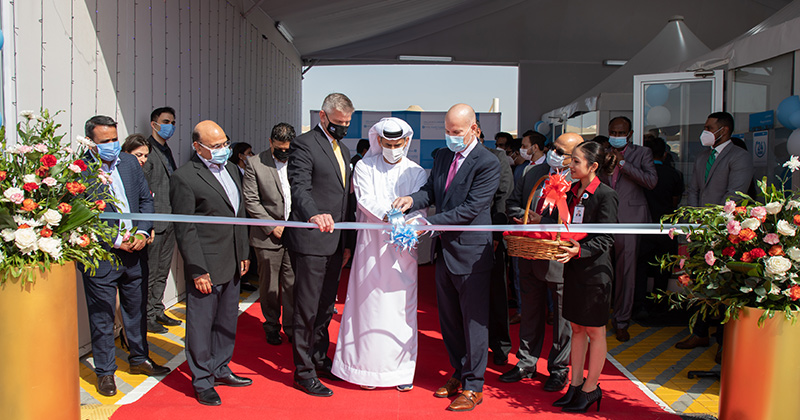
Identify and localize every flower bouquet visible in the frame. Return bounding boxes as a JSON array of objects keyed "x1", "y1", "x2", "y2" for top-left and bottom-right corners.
[
  {"x1": 656, "y1": 157, "x2": 800, "y2": 327},
  {"x1": 0, "y1": 109, "x2": 118, "y2": 282}
]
